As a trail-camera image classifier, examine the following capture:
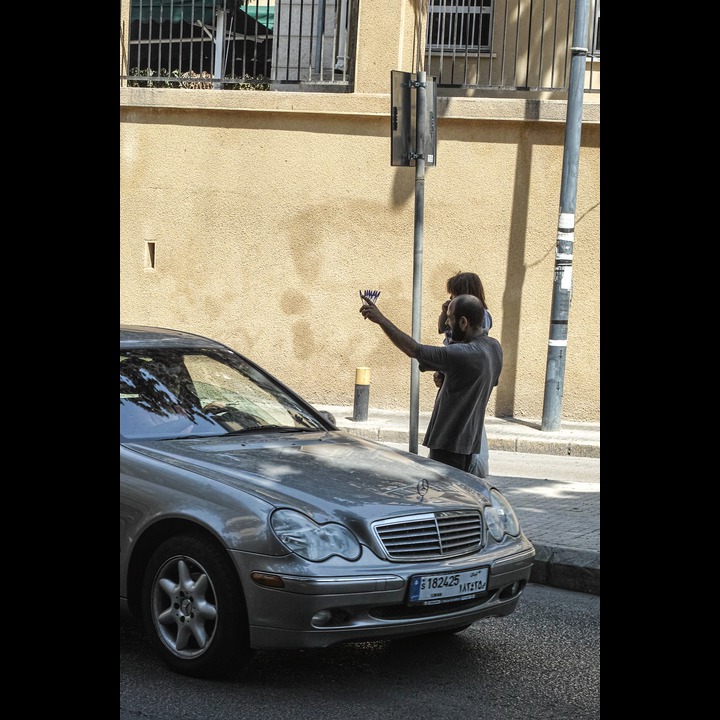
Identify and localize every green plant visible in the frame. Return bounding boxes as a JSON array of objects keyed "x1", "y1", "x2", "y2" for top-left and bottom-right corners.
[
  {"x1": 128, "y1": 67, "x2": 181, "y2": 88},
  {"x1": 229, "y1": 75, "x2": 271, "y2": 91},
  {"x1": 128, "y1": 68, "x2": 269, "y2": 90}
]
